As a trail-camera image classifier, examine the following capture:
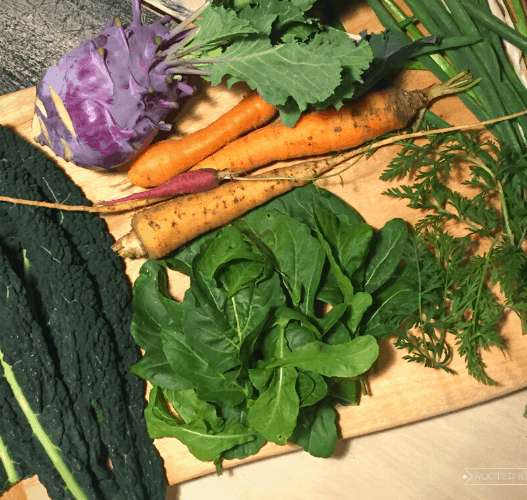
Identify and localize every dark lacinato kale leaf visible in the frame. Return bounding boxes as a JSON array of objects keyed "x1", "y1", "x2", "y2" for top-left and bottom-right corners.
[
  {"x1": 0, "y1": 124, "x2": 167, "y2": 499},
  {"x1": 0, "y1": 370, "x2": 31, "y2": 493},
  {"x1": 17, "y1": 165, "x2": 156, "y2": 500},
  {"x1": 0, "y1": 242, "x2": 103, "y2": 500},
  {"x1": 0, "y1": 456, "x2": 8, "y2": 494}
]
